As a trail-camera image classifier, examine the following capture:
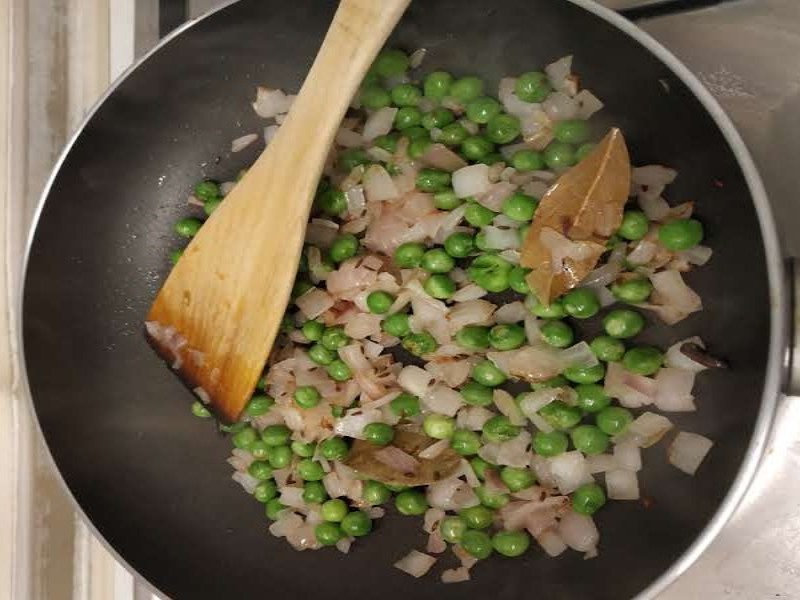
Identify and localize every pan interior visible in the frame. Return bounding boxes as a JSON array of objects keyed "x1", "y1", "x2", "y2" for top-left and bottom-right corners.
[{"x1": 22, "y1": 1, "x2": 769, "y2": 598}]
